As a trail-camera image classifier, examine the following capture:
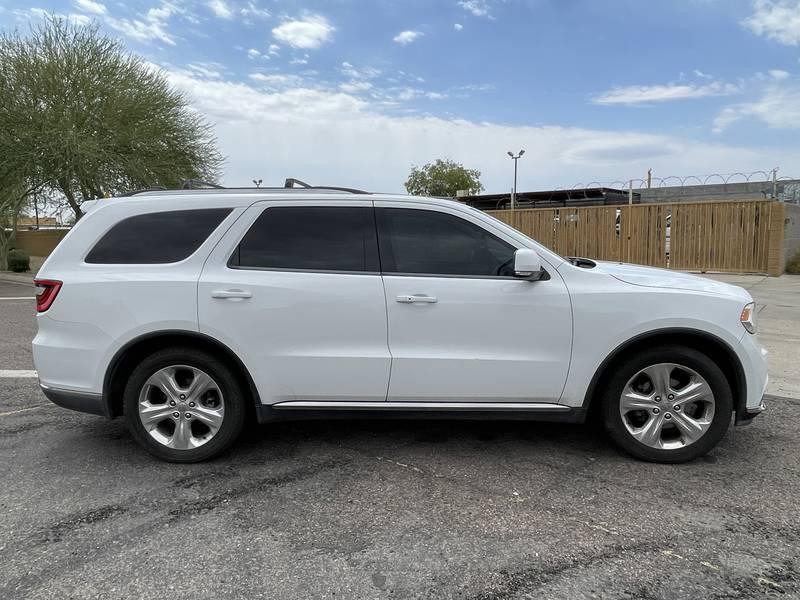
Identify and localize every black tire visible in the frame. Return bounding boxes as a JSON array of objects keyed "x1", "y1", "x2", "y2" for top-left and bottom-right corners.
[
  {"x1": 601, "y1": 345, "x2": 733, "y2": 463},
  {"x1": 123, "y1": 347, "x2": 247, "y2": 462}
]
